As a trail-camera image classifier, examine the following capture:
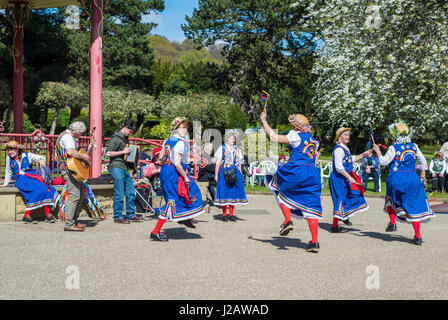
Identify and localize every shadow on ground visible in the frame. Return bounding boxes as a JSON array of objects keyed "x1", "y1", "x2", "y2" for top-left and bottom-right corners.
[
  {"x1": 164, "y1": 227, "x2": 203, "y2": 240},
  {"x1": 248, "y1": 235, "x2": 308, "y2": 250}
]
